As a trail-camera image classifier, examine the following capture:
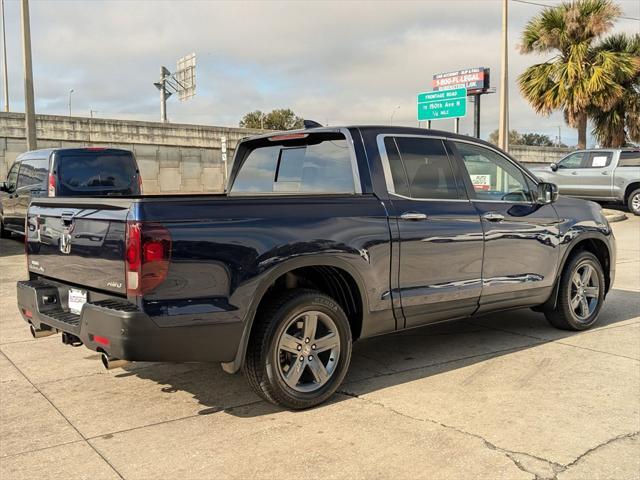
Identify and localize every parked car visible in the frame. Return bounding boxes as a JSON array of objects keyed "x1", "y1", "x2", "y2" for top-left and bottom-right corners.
[
  {"x1": 0, "y1": 147, "x2": 142, "y2": 237},
  {"x1": 17, "y1": 126, "x2": 615, "y2": 410},
  {"x1": 530, "y1": 148, "x2": 640, "y2": 215}
]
